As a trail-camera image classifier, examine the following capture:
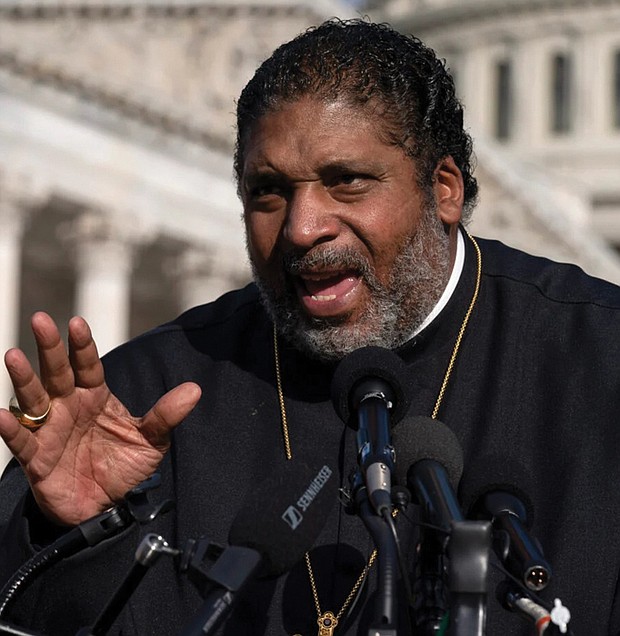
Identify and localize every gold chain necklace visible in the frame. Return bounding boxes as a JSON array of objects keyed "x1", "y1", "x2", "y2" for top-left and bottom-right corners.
[{"x1": 273, "y1": 230, "x2": 482, "y2": 636}]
